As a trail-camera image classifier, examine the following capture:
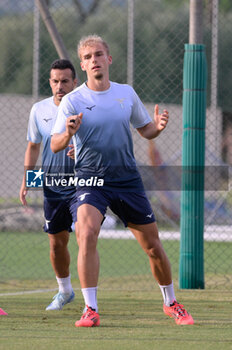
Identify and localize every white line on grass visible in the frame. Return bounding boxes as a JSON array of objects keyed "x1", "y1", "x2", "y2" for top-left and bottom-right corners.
[
  {"x1": 99, "y1": 227, "x2": 232, "y2": 241},
  {"x1": 0, "y1": 288, "x2": 58, "y2": 297},
  {"x1": 0, "y1": 287, "x2": 81, "y2": 297}
]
